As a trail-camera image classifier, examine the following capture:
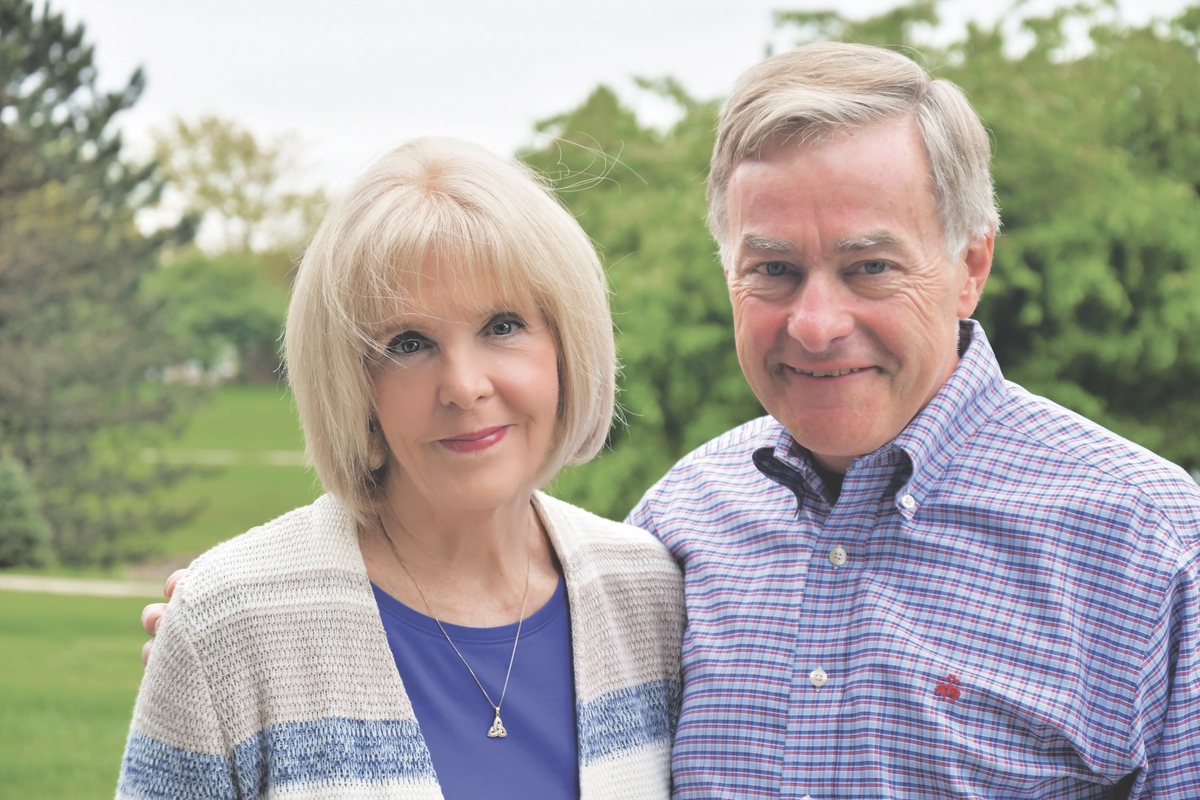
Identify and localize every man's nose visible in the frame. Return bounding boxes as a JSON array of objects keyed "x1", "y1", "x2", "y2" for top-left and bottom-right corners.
[{"x1": 786, "y1": 275, "x2": 855, "y2": 353}]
